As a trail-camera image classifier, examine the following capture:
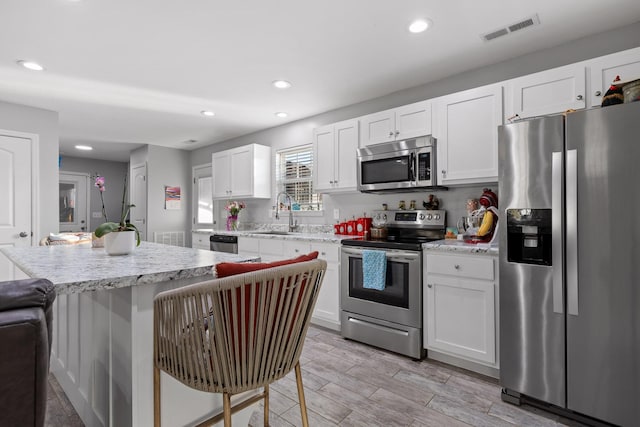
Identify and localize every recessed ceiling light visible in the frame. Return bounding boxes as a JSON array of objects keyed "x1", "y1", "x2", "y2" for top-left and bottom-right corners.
[
  {"x1": 17, "y1": 60, "x2": 45, "y2": 71},
  {"x1": 408, "y1": 19, "x2": 432, "y2": 34},
  {"x1": 272, "y1": 80, "x2": 292, "y2": 89},
  {"x1": 75, "y1": 145, "x2": 93, "y2": 151},
  {"x1": 274, "y1": 112, "x2": 288, "y2": 118},
  {"x1": 182, "y1": 139, "x2": 198, "y2": 145},
  {"x1": 201, "y1": 110, "x2": 215, "y2": 117}
]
